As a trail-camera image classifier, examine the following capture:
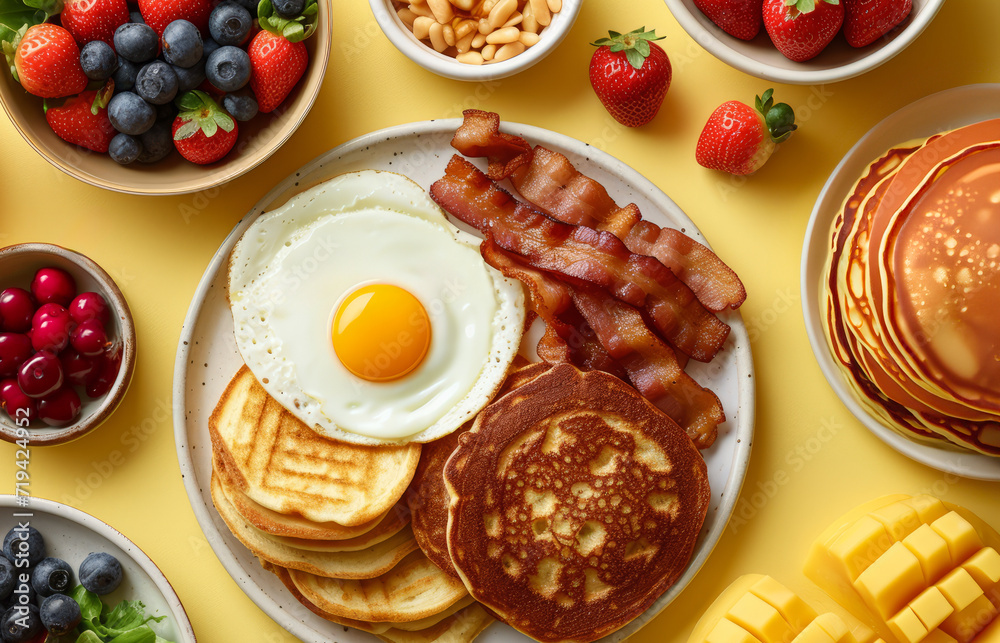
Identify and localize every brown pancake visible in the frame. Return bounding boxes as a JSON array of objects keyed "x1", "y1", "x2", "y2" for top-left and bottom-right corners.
[
  {"x1": 408, "y1": 360, "x2": 552, "y2": 578},
  {"x1": 444, "y1": 363, "x2": 710, "y2": 643}
]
